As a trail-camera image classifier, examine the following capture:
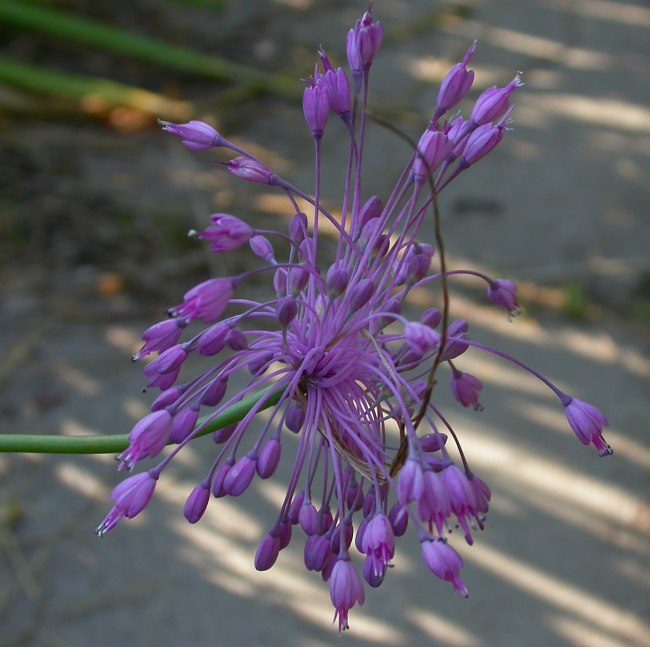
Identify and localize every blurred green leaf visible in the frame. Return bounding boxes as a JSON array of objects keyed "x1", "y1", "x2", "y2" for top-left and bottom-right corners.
[
  {"x1": 0, "y1": 55, "x2": 191, "y2": 117},
  {"x1": 0, "y1": 0, "x2": 299, "y2": 99}
]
